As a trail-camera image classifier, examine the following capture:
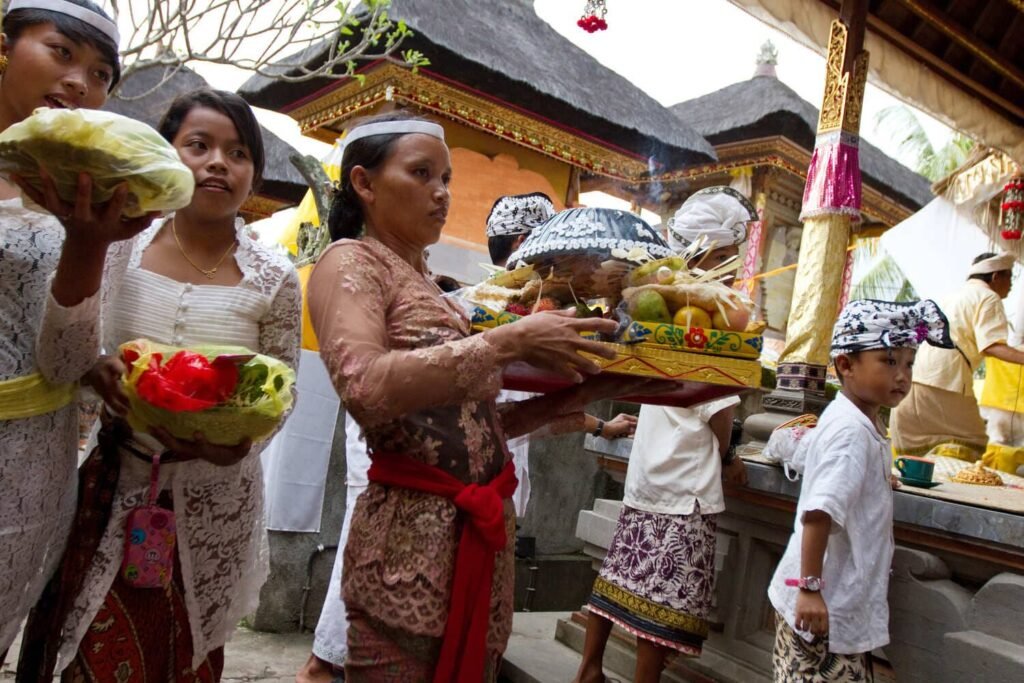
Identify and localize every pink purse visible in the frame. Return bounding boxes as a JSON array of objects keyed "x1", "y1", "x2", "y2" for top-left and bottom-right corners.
[{"x1": 121, "y1": 452, "x2": 177, "y2": 588}]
